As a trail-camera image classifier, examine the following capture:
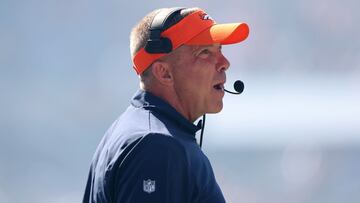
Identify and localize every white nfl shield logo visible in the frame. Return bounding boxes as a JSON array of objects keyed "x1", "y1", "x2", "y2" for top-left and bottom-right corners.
[{"x1": 143, "y1": 179, "x2": 156, "y2": 194}]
